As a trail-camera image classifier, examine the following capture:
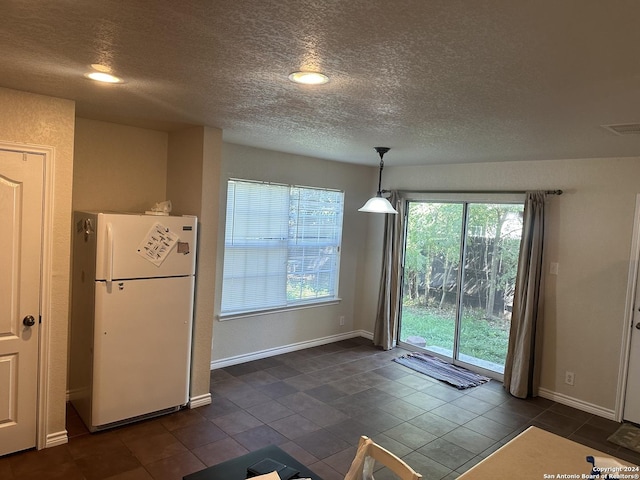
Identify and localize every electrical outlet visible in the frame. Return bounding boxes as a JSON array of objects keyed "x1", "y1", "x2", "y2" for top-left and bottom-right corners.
[
  {"x1": 565, "y1": 371, "x2": 575, "y2": 386},
  {"x1": 339, "y1": 315, "x2": 345, "y2": 326}
]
